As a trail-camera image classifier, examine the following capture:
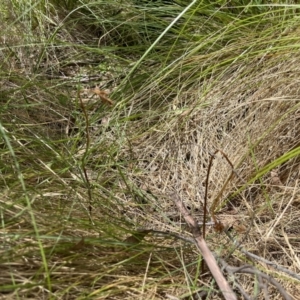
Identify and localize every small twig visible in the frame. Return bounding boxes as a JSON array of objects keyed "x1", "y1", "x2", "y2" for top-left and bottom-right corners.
[
  {"x1": 225, "y1": 231, "x2": 300, "y2": 281},
  {"x1": 219, "y1": 258, "x2": 292, "y2": 300},
  {"x1": 172, "y1": 192, "x2": 237, "y2": 300},
  {"x1": 259, "y1": 274, "x2": 270, "y2": 300},
  {"x1": 132, "y1": 224, "x2": 293, "y2": 299},
  {"x1": 232, "y1": 280, "x2": 251, "y2": 300}
]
